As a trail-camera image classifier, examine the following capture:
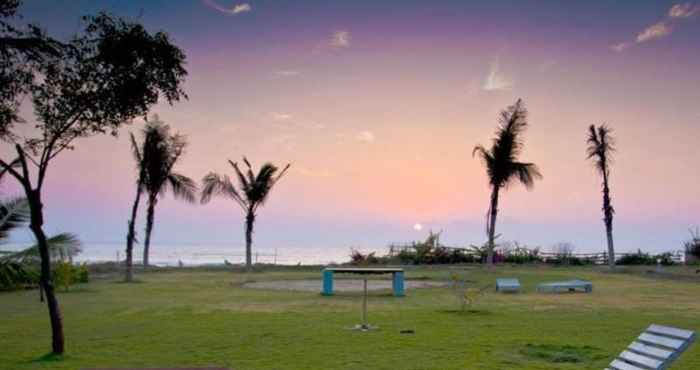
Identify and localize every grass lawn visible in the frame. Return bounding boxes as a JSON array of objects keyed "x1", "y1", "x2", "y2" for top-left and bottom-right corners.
[{"x1": 1, "y1": 265, "x2": 699, "y2": 370}]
